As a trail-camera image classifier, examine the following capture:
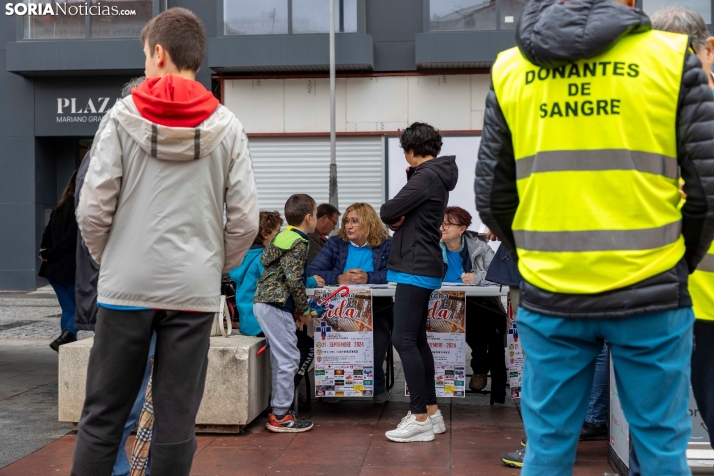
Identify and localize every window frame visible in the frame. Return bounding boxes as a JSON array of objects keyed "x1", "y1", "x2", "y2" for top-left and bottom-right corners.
[
  {"x1": 16, "y1": 0, "x2": 162, "y2": 41},
  {"x1": 218, "y1": 0, "x2": 366, "y2": 37}
]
